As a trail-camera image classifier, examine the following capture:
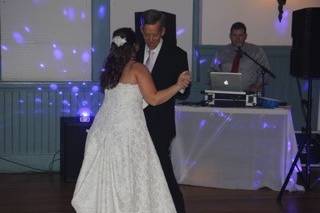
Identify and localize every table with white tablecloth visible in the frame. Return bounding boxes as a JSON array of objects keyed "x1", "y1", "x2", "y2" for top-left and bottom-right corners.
[{"x1": 171, "y1": 106, "x2": 303, "y2": 191}]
